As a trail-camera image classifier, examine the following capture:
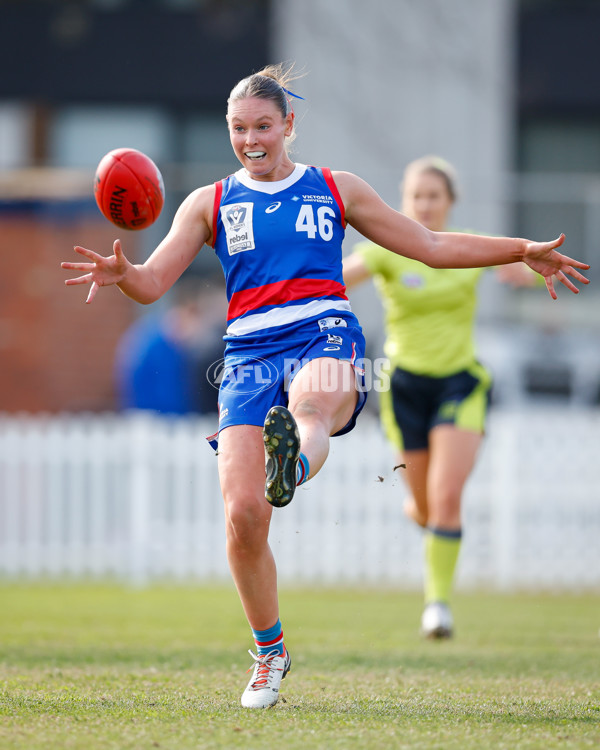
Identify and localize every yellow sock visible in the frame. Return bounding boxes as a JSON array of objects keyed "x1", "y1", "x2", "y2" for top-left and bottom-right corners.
[{"x1": 424, "y1": 527, "x2": 462, "y2": 604}]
